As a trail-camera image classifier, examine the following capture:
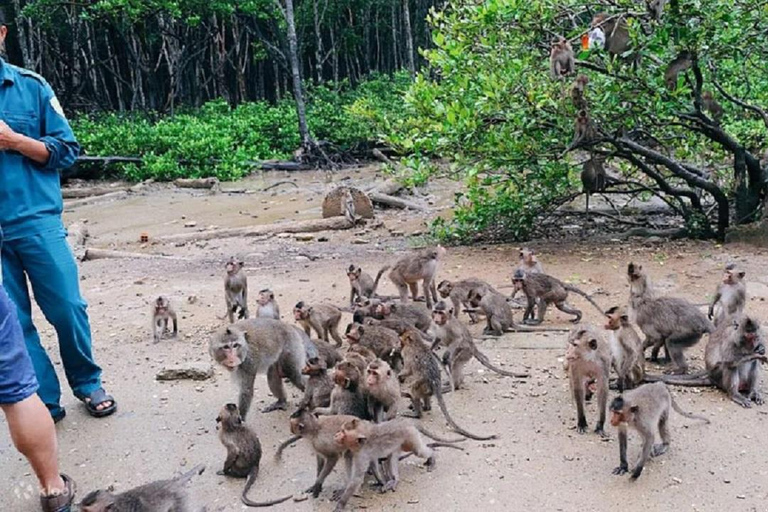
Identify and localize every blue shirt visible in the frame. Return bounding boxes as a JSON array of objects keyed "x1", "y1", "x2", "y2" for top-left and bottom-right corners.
[{"x1": 0, "y1": 57, "x2": 80, "y2": 241}]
